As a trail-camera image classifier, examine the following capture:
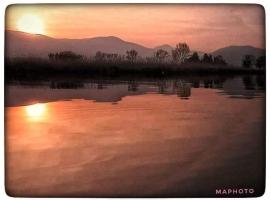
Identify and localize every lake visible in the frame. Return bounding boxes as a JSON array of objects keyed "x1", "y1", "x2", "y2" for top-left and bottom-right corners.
[{"x1": 5, "y1": 75, "x2": 265, "y2": 197}]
